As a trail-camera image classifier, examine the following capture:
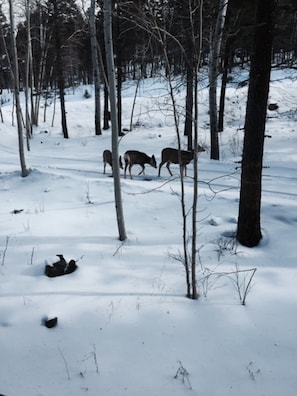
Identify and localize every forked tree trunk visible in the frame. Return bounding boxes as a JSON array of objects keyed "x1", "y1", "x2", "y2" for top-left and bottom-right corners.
[{"x1": 237, "y1": 0, "x2": 277, "y2": 247}]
